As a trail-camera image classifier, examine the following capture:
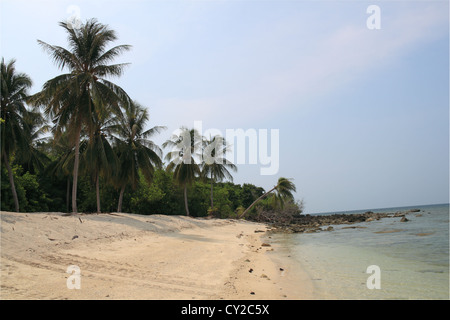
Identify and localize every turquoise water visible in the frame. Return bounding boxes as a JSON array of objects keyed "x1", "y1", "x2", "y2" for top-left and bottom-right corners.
[{"x1": 272, "y1": 204, "x2": 449, "y2": 299}]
